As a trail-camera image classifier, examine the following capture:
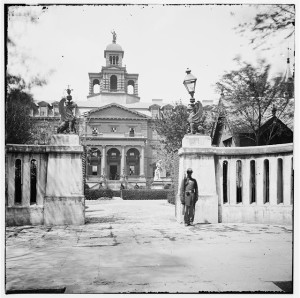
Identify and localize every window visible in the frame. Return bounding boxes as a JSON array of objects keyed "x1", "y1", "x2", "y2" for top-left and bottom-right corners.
[
  {"x1": 152, "y1": 109, "x2": 159, "y2": 119},
  {"x1": 110, "y1": 75, "x2": 117, "y2": 90},
  {"x1": 127, "y1": 80, "x2": 135, "y2": 94},
  {"x1": 92, "y1": 127, "x2": 98, "y2": 136},
  {"x1": 15, "y1": 159, "x2": 22, "y2": 204},
  {"x1": 250, "y1": 160, "x2": 256, "y2": 203},
  {"x1": 30, "y1": 159, "x2": 37, "y2": 205},
  {"x1": 277, "y1": 158, "x2": 283, "y2": 204},
  {"x1": 236, "y1": 160, "x2": 242, "y2": 203},
  {"x1": 129, "y1": 127, "x2": 135, "y2": 136},
  {"x1": 263, "y1": 159, "x2": 269, "y2": 203},
  {"x1": 222, "y1": 161, "x2": 228, "y2": 203},
  {"x1": 40, "y1": 107, "x2": 47, "y2": 116},
  {"x1": 92, "y1": 166, "x2": 98, "y2": 175}
]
